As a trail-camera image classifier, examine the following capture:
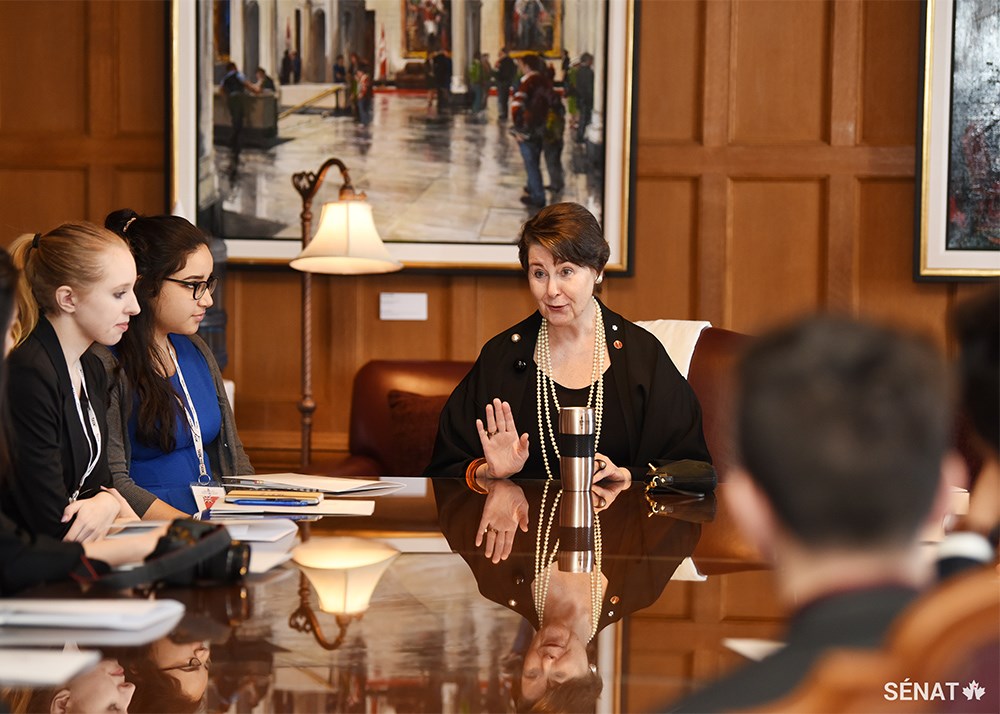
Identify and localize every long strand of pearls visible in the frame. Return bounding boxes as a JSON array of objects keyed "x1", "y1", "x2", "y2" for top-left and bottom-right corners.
[{"x1": 532, "y1": 297, "x2": 606, "y2": 641}]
